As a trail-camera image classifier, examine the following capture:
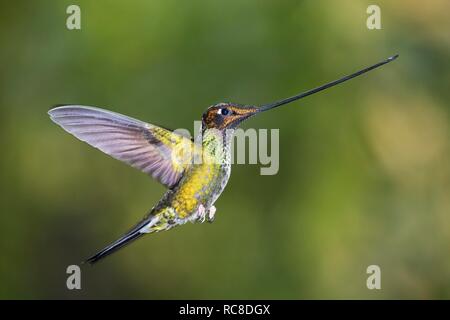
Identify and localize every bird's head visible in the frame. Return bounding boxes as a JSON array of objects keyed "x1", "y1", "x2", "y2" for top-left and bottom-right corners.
[
  {"x1": 202, "y1": 103, "x2": 259, "y2": 131},
  {"x1": 202, "y1": 55, "x2": 398, "y2": 132}
]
